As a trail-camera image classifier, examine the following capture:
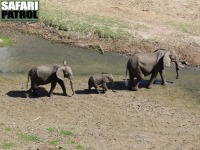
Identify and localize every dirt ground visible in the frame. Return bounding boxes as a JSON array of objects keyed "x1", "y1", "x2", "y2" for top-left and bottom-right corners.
[{"x1": 0, "y1": 75, "x2": 200, "y2": 150}]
